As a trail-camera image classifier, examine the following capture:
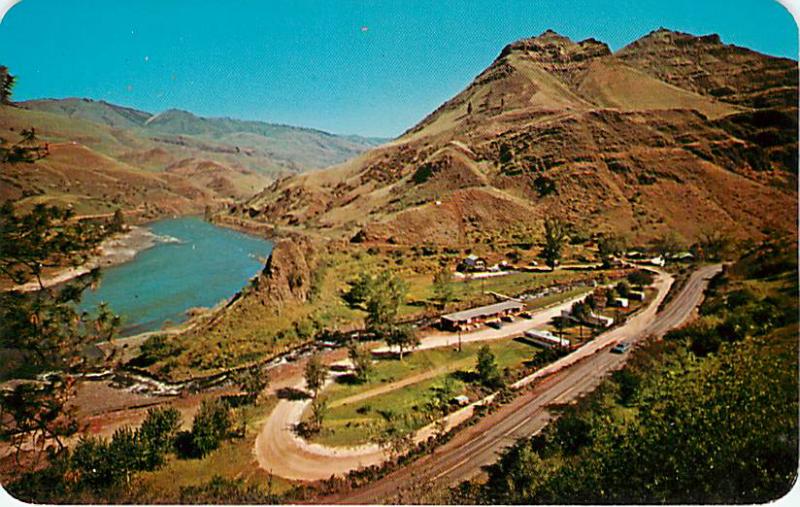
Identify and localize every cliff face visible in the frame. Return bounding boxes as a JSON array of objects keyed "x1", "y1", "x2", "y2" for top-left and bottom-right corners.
[
  {"x1": 256, "y1": 235, "x2": 318, "y2": 306},
  {"x1": 236, "y1": 29, "x2": 798, "y2": 246}
]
